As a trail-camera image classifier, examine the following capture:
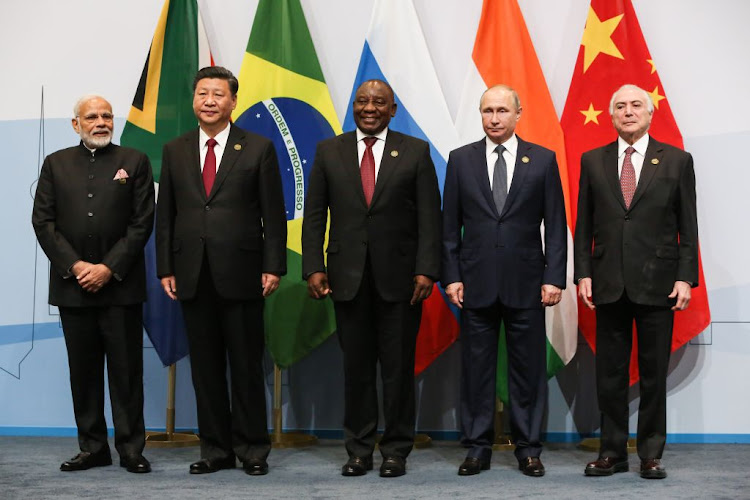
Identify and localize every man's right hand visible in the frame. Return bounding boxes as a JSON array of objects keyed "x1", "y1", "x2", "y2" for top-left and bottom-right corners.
[
  {"x1": 161, "y1": 275, "x2": 178, "y2": 300},
  {"x1": 307, "y1": 272, "x2": 331, "y2": 299},
  {"x1": 445, "y1": 282, "x2": 464, "y2": 309},
  {"x1": 577, "y1": 277, "x2": 595, "y2": 310}
]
